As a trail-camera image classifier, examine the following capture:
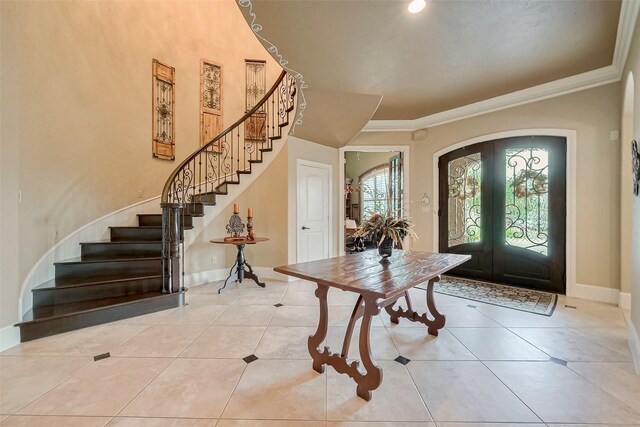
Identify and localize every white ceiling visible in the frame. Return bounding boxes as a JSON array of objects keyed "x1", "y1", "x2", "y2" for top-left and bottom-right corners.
[{"x1": 239, "y1": 0, "x2": 625, "y2": 146}]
